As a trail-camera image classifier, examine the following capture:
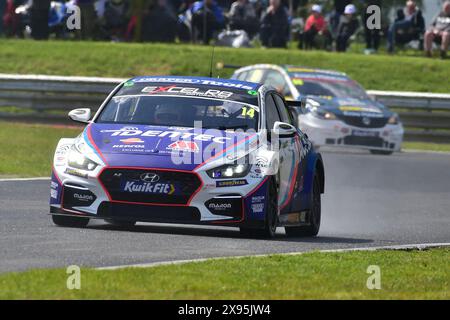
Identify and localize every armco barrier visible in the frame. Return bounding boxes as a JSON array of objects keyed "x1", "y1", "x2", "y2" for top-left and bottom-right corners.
[{"x1": 0, "y1": 74, "x2": 449, "y2": 143}]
